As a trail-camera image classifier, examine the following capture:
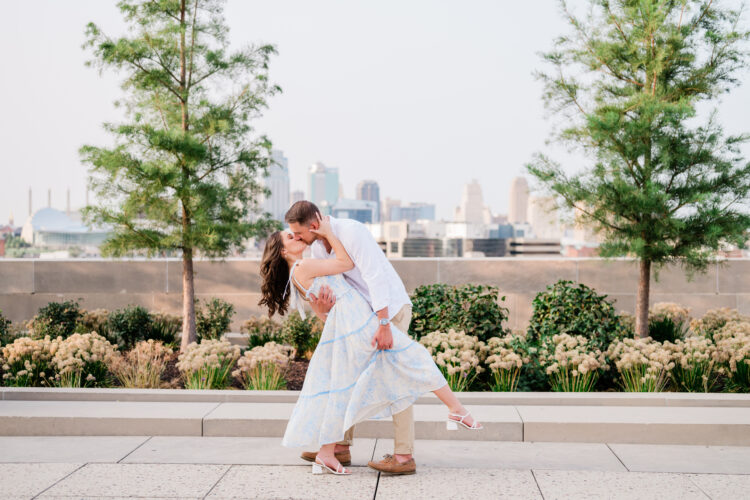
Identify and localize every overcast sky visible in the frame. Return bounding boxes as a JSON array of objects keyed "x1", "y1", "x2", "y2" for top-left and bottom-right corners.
[{"x1": 1, "y1": 0, "x2": 749, "y2": 224}]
